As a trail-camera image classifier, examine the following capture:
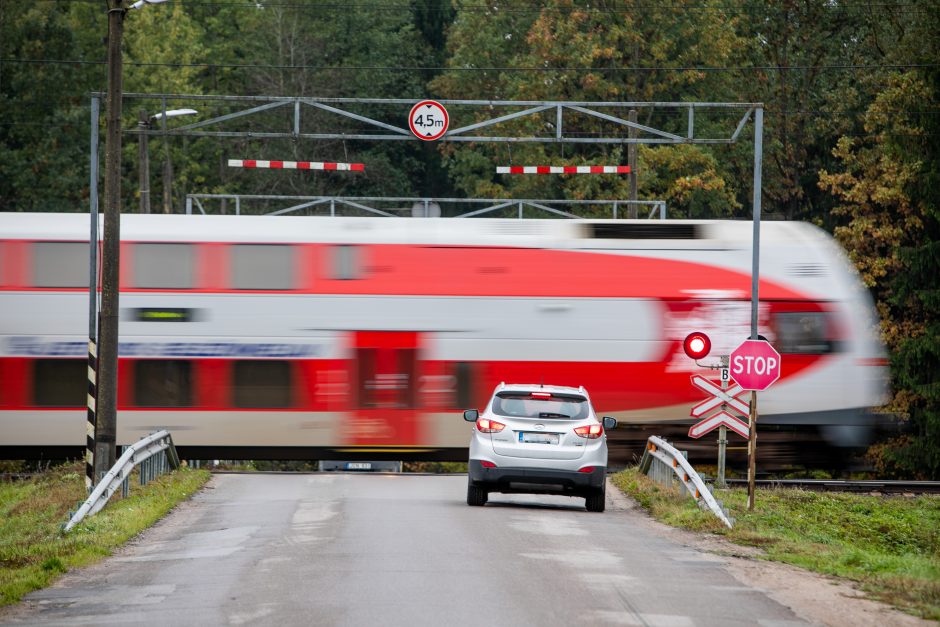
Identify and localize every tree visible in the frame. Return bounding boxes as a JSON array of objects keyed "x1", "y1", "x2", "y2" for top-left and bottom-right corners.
[
  {"x1": 0, "y1": 2, "x2": 101, "y2": 212},
  {"x1": 733, "y1": 1, "x2": 872, "y2": 222},
  {"x1": 819, "y1": 72, "x2": 939, "y2": 478},
  {"x1": 178, "y1": 1, "x2": 439, "y2": 203},
  {"x1": 431, "y1": 0, "x2": 748, "y2": 214}
]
